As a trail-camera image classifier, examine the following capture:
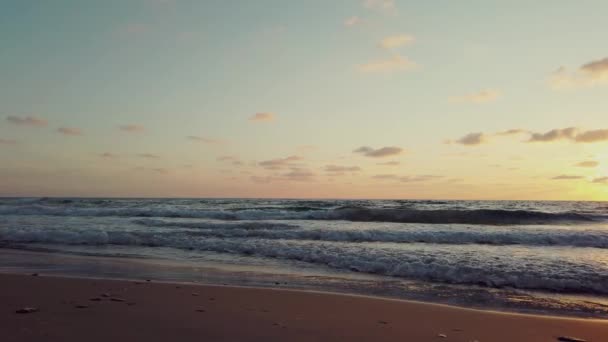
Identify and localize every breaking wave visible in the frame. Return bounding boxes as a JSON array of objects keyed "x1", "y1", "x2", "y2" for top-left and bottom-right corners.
[
  {"x1": 0, "y1": 204, "x2": 602, "y2": 225},
  {"x1": 2, "y1": 225, "x2": 608, "y2": 294}
]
